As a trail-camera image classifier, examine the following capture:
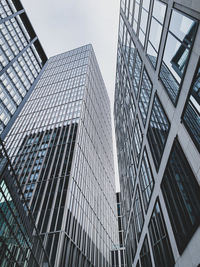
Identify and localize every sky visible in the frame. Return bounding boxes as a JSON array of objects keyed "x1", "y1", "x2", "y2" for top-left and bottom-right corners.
[{"x1": 21, "y1": 0, "x2": 121, "y2": 191}]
